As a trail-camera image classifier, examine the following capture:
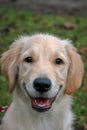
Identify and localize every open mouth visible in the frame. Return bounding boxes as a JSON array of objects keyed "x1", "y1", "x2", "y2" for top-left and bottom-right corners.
[
  {"x1": 31, "y1": 97, "x2": 55, "y2": 112},
  {"x1": 23, "y1": 83, "x2": 56, "y2": 112}
]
